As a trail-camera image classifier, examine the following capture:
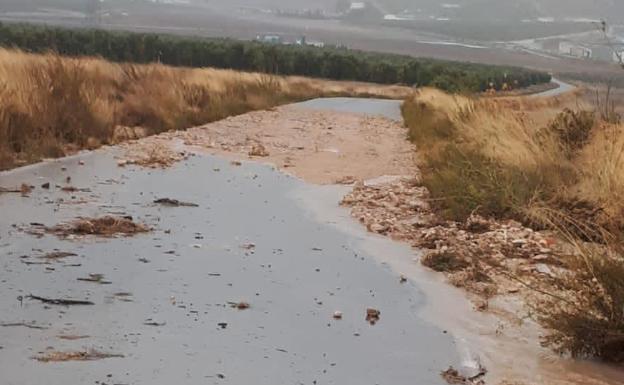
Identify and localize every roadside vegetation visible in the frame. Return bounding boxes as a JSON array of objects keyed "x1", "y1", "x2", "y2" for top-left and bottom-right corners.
[
  {"x1": 402, "y1": 88, "x2": 624, "y2": 362},
  {"x1": 0, "y1": 48, "x2": 411, "y2": 170},
  {"x1": 0, "y1": 22, "x2": 550, "y2": 93}
]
